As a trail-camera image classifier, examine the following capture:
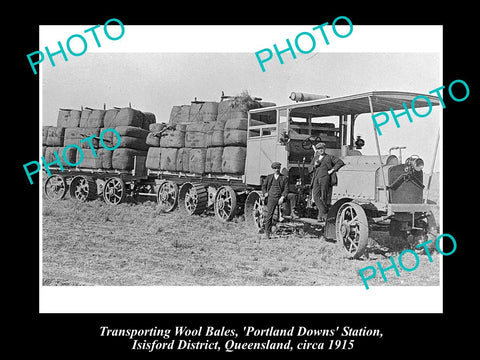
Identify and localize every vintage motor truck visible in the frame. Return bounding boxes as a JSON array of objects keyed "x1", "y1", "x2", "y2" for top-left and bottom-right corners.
[{"x1": 243, "y1": 90, "x2": 441, "y2": 258}]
